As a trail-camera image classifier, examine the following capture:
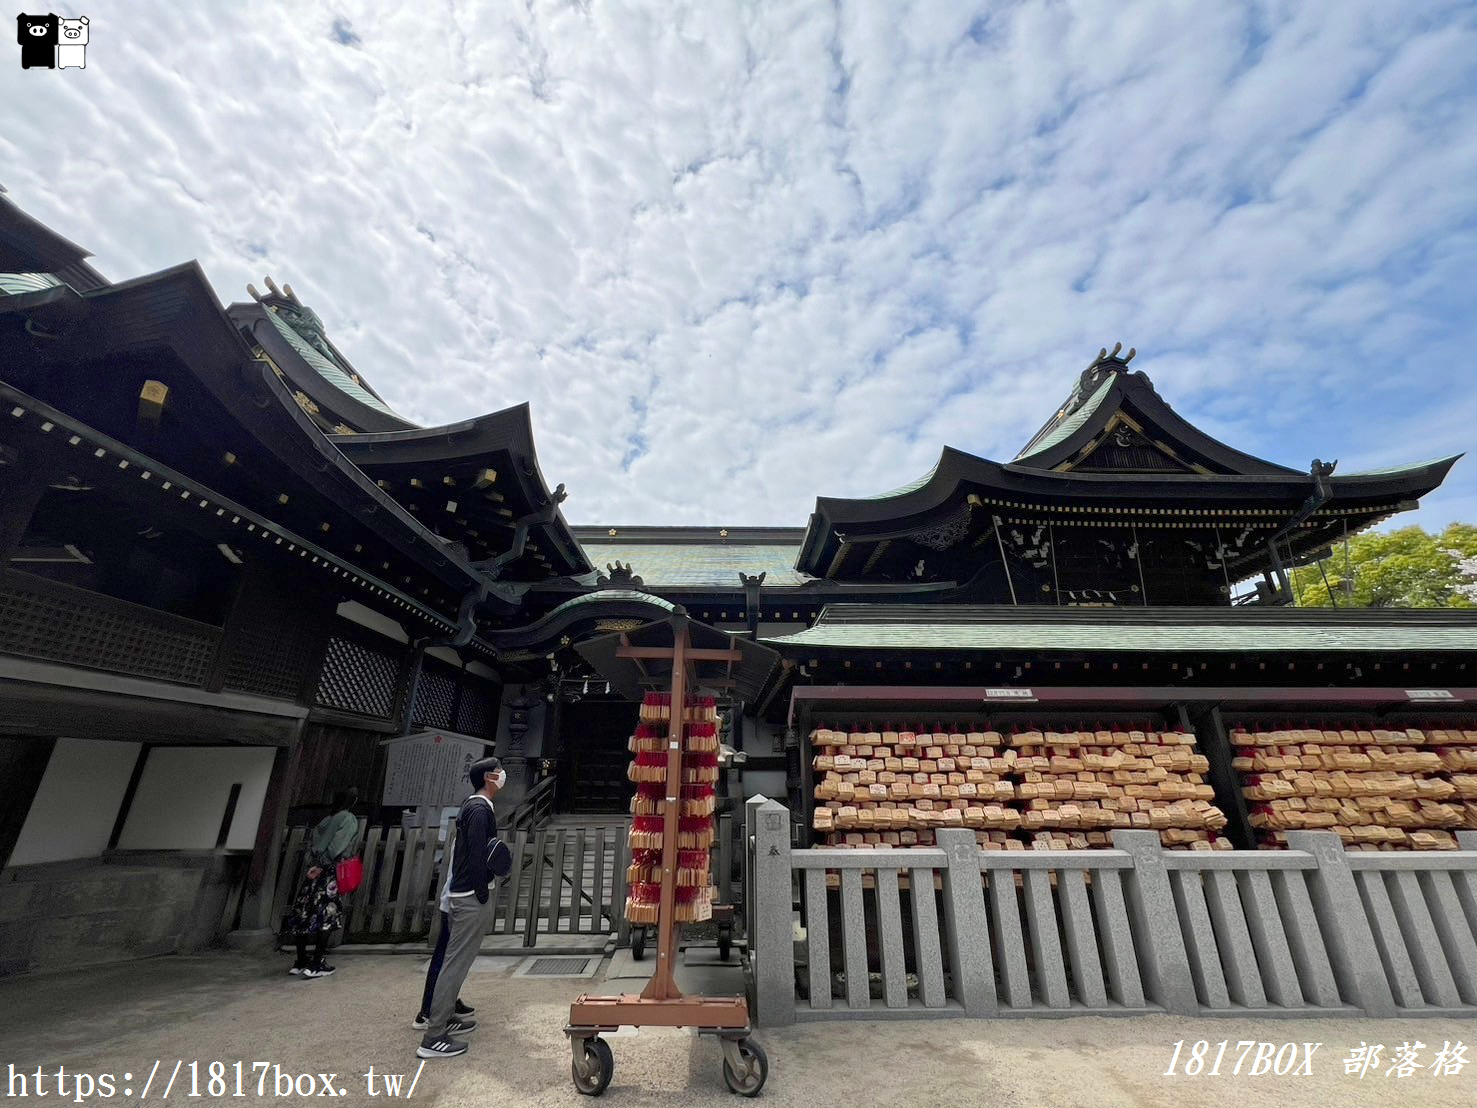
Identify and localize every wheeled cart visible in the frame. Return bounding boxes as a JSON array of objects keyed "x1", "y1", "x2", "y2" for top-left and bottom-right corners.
[
  {"x1": 565, "y1": 1001, "x2": 767, "y2": 1098},
  {"x1": 564, "y1": 611, "x2": 775, "y2": 1097}
]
